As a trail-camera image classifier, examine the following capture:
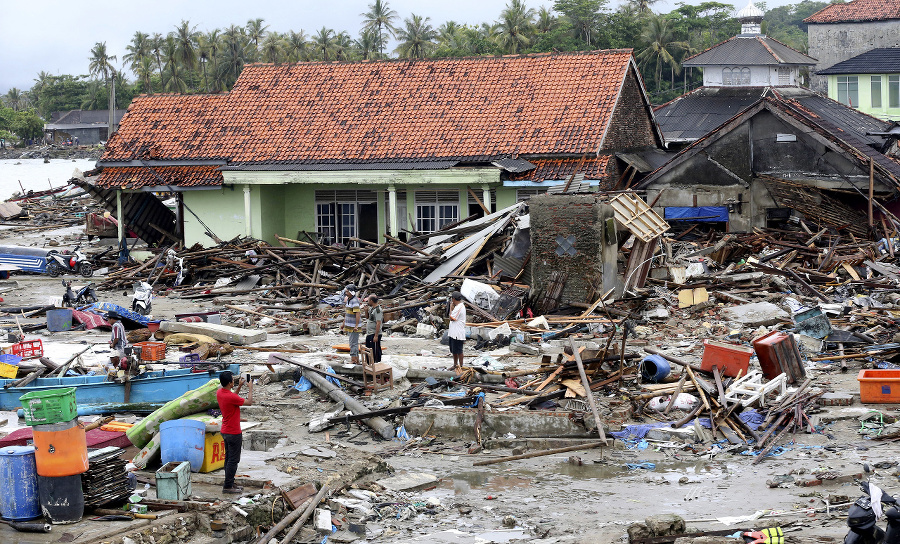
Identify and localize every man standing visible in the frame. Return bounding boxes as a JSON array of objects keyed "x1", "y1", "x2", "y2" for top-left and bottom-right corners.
[
  {"x1": 217, "y1": 370, "x2": 252, "y2": 494},
  {"x1": 107, "y1": 311, "x2": 128, "y2": 370},
  {"x1": 448, "y1": 292, "x2": 466, "y2": 371},
  {"x1": 343, "y1": 285, "x2": 362, "y2": 365},
  {"x1": 365, "y1": 294, "x2": 384, "y2": 363}
]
